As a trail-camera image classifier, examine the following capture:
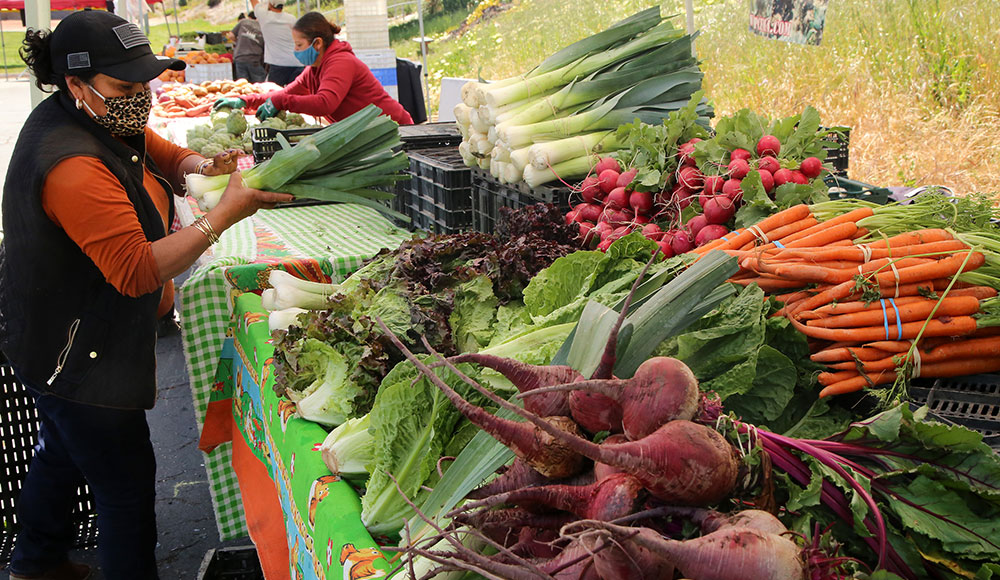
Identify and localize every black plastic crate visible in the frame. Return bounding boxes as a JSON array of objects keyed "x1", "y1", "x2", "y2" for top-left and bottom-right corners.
[
  {"x1": 407, "y1": 148, "x2": 473, "y2": 190},
  {"x1": 909, "y1": 374, "x2": 1000, "y2": 449},
  {"x1": 1, "y1": 357, "x2": 99, "y2": 565},
  {"x1": 398, "y1": 122, "x2": 463, "y2": 149},
  {"x1": 470, "y1": 168, "x2": 574, "y2": 234},
  {"x1": 411, "y1": 206, "x2": 474, "y2": 235},
  {"x1": 250, "y1": 126, "x2": 324, "y2": 163},
  {"x1": 821, "y1": 125, "x2": 850, "y2": 178},
  {"x1": 823, "y1": 174, "x2": 892, "y2": 205},
  {"x1": 197, "y1": 546, "x2": 264, "y2": 580}
]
